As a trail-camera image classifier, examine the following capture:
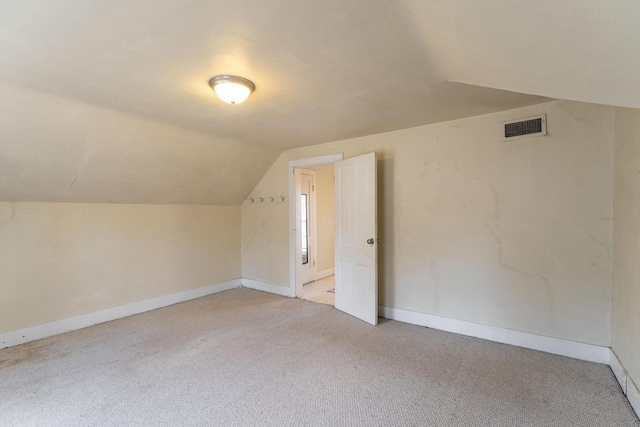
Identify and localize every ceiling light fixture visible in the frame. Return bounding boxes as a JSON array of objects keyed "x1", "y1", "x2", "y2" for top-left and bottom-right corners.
[{"x1": 209, "y1": 75, "x2": 255, "y2": 105}]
